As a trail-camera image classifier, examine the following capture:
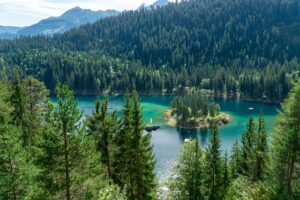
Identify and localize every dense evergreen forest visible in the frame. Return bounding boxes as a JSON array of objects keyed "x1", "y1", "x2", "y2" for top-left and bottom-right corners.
[
  {"x1": 0, "y1": 0, "x2": 300, "y2": 102},
  {"x1": 0, "y1": 73, "x2": 300, "y2": 200}
]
